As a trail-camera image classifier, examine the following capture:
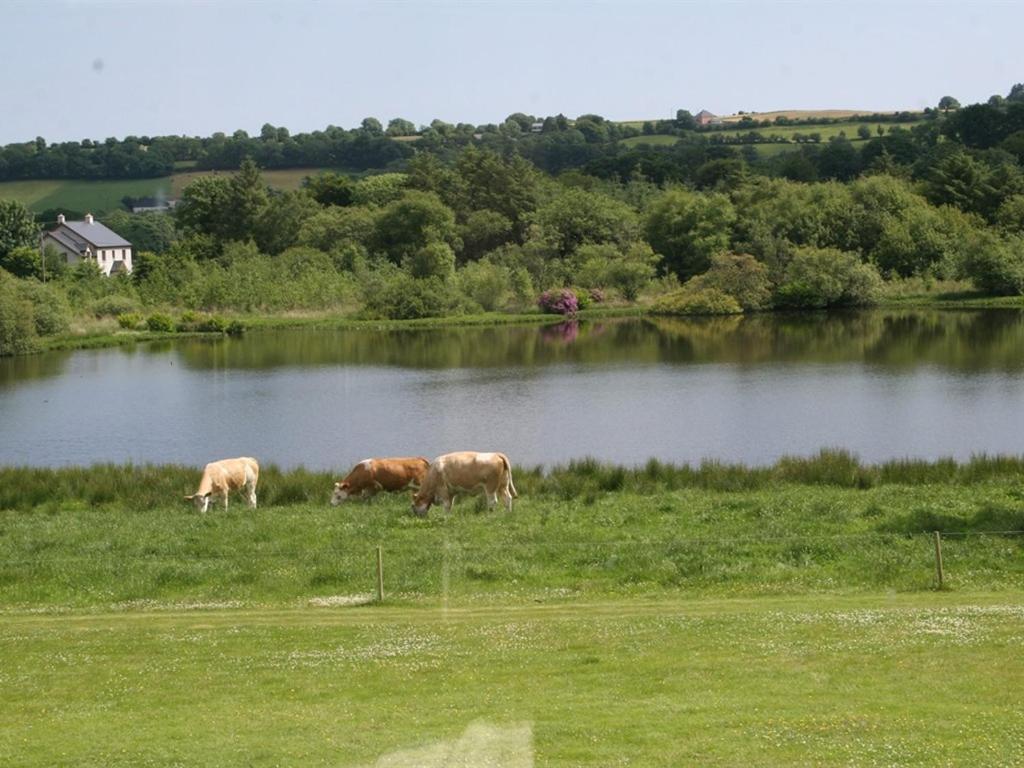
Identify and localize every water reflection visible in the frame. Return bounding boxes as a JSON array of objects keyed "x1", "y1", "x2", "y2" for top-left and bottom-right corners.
[
  {"x1": 162, "y1": 310, "x2": 1024, "y2": 373},
  {"x1": 2, "y1": 310, "x2": 1024, "y2": 468}
]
